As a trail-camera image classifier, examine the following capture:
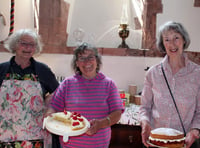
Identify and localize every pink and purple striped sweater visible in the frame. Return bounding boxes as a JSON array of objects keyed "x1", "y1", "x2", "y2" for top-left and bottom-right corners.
[{"x1": 50, "y1": 72, "x2": 124, "y2": 148}]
